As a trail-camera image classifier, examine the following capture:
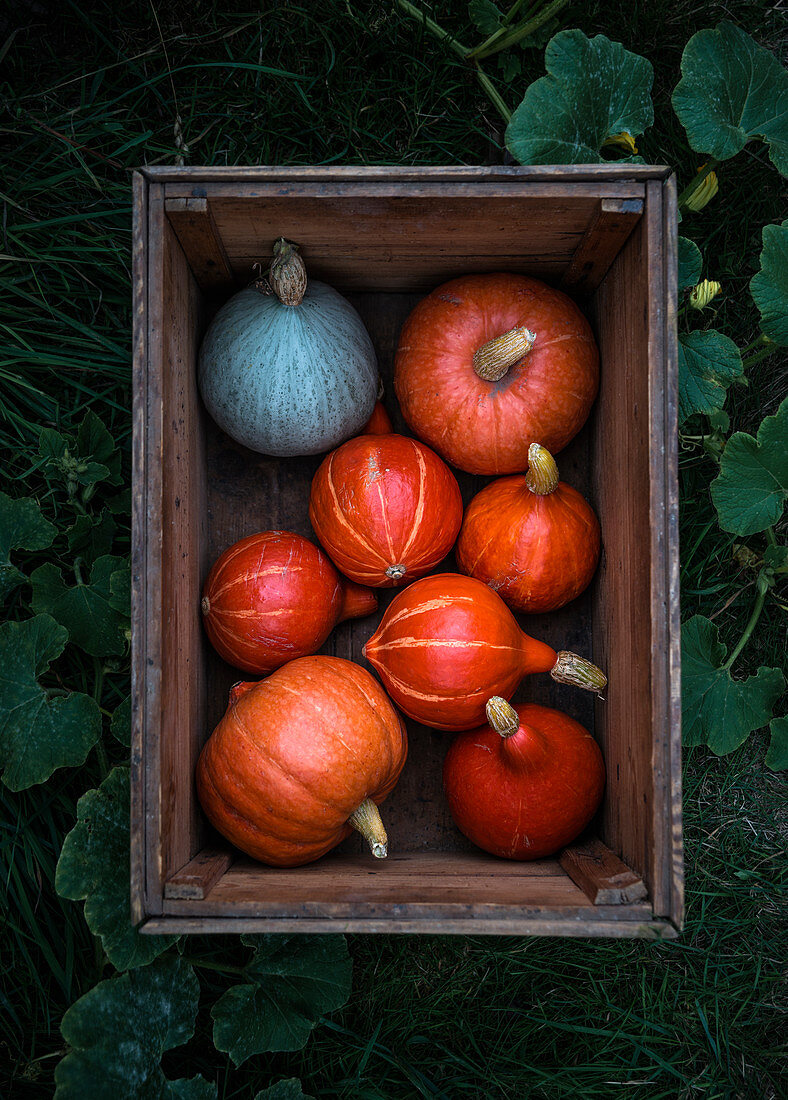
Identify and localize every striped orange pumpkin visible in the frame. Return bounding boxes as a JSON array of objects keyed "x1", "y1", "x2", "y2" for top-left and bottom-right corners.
[
  {"x1": 201, "y1": 530, "x2": 377, "y2": 674},
  {"x1": 363, "y1": 573, "x2": 607, "y2": 731},
  {"x1": 360, "y1": 399, "x2": 394, "y2": 435},
  {"x1": 308, "y1": 433, "x2": 463, "y2": 587}
]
